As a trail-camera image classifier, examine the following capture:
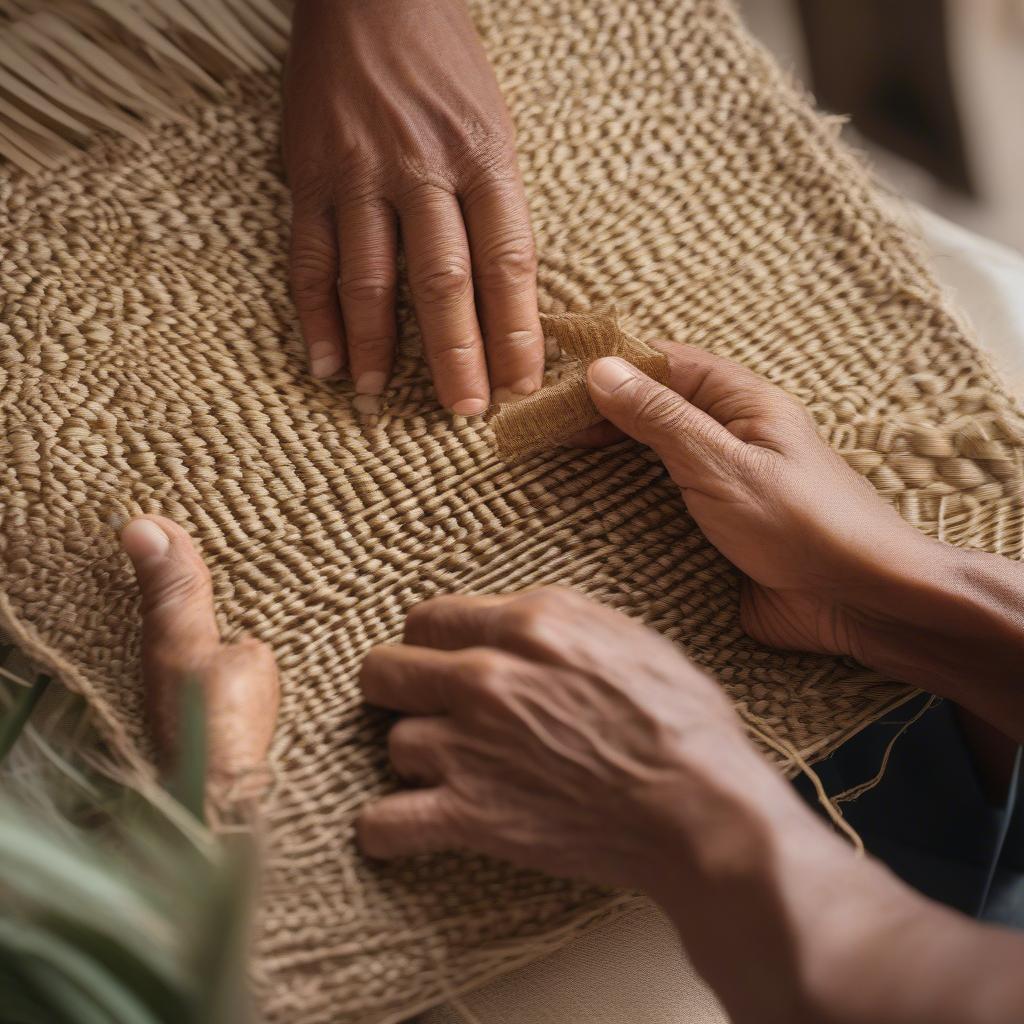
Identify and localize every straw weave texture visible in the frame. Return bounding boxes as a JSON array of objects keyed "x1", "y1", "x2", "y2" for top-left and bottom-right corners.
[{"x1": 2, "y1": 1, "x2": 1023, "y2": 1020}]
